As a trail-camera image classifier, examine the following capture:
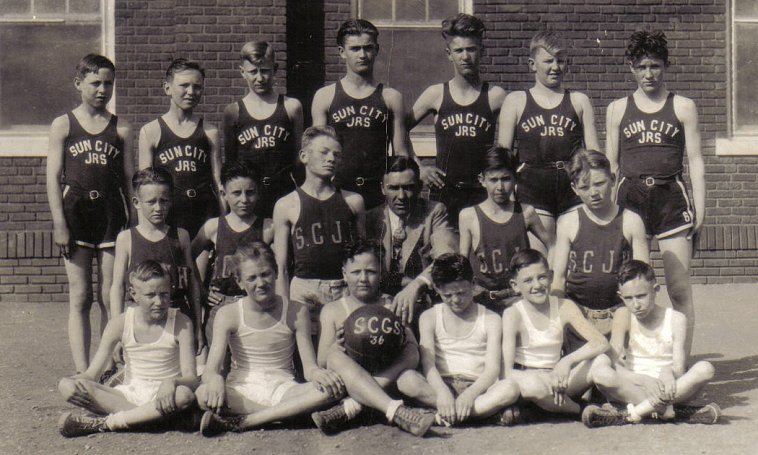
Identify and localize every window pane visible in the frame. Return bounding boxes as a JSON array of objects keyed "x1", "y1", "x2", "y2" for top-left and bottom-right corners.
[
  {"x1": 0, "y1": 0, "x2": 29, "y2": 14},
  {"x1": 0, "y1": 23, "x2": 101, "y2": 131},
  {"x1": 374, "y1": 28, "x2": 451, "y2": 110},
  {"x1": 70, "y1": 0, "x2": 101, "y2": 14},
  {"x1": 735, "y1": 0, "x2": 758, "y2": 18},
  {"x1": 34, "y1": 0, "x2": 66, "y2": 14},
  {"x1": 362, "y1": 0, "x2": 392, "y2": 21},
  {"x1": 396, "y1": 0, "x2": 426, "y2": 21},
  {"x1": 428, "y1": 0, "x2": 458, "y2": 21},
  {"x1": 733, "y1": 23, "x2": 758, "y2": 133}
]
